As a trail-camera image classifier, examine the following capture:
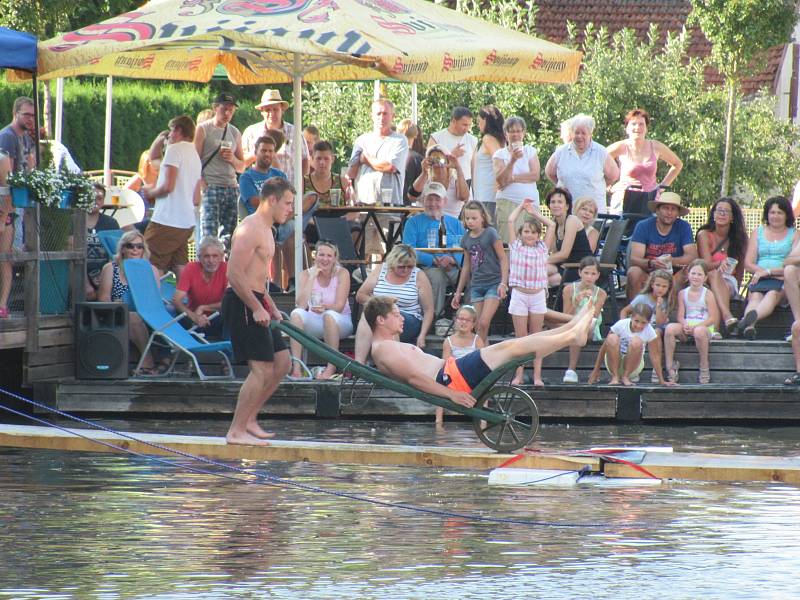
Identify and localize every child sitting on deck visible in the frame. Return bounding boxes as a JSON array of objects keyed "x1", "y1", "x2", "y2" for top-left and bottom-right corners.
[
  {"x1": 437, "y1": 305, "x2": 486, "y2": 426},
  {"x1": 588, "y1": 303, "x2": 672, "y2": 386},
  {"x1": 561, "y1": 256, "x2": 607, "y2": 383},
  {"x1": 663, "y1": 259, "x2": 719, "y2": 384},
  {"x1": 621, "y1": 269, "x2": 673, "y2": 383}
]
